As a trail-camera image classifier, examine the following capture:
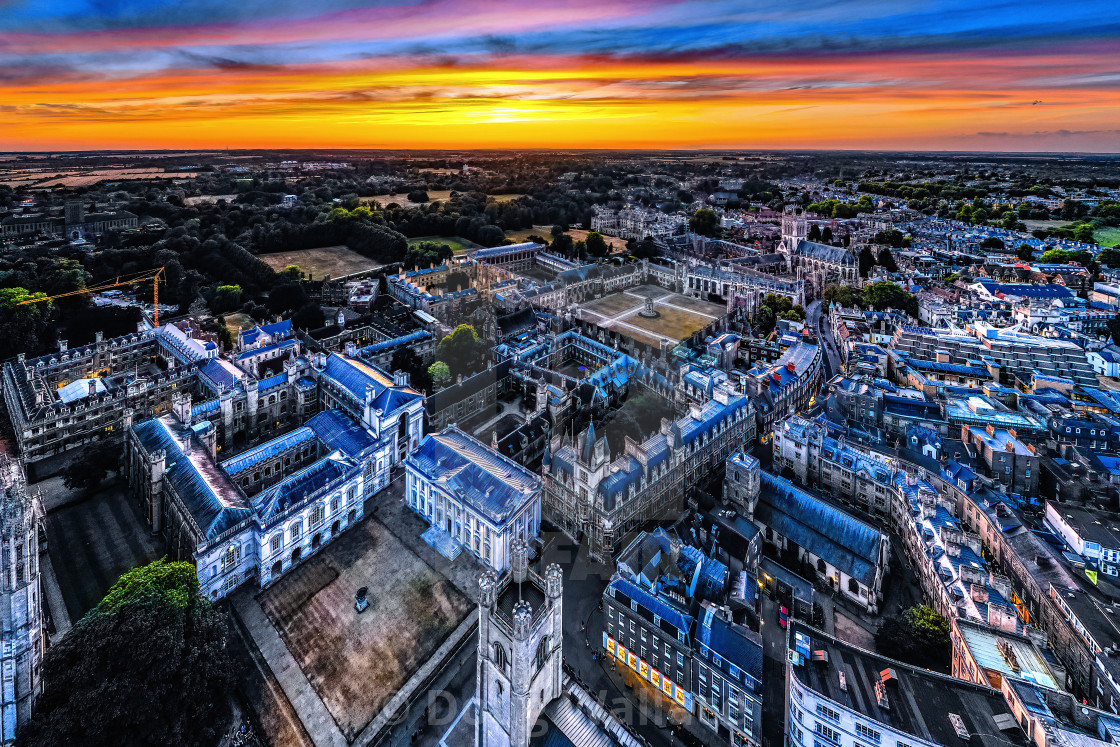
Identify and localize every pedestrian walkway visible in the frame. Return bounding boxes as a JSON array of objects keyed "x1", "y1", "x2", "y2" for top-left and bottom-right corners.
[
  {"x1": 352, "y1": 610, "x2": 478, "y2": 746},
  {"x1": 230, "y1": 587, "x2": 348, "y2": 747},
  {"x1": 39, "y1": 550, "x2": 71, "y2": 640}
]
